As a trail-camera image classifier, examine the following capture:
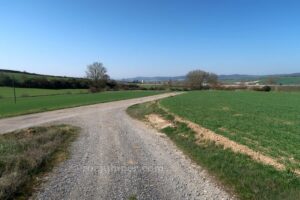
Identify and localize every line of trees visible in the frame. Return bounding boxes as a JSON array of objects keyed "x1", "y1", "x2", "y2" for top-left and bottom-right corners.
[
  {"x1": 0, "y1": 74, "x2": 91, "y2": 89},
  {"x1": 0, "y1": 62, "x2": 139, "y2": 91},
  {"x1": 84, "y1": 65, "x2": 221, "y2": 92}
]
